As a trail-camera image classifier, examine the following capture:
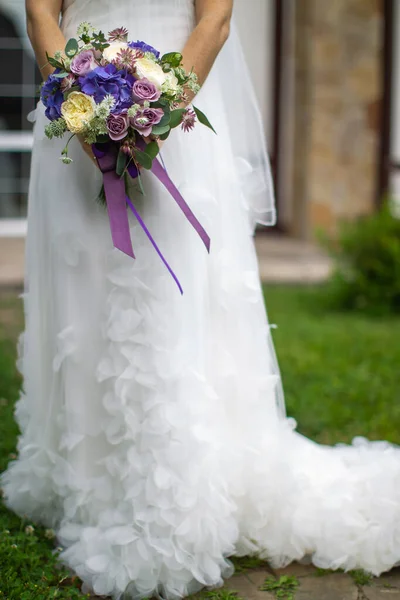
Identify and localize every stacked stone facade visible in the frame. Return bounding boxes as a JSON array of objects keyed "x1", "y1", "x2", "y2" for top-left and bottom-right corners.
[{"x1": 289, "y1": 0, "x2": 384, "y2": 238}]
